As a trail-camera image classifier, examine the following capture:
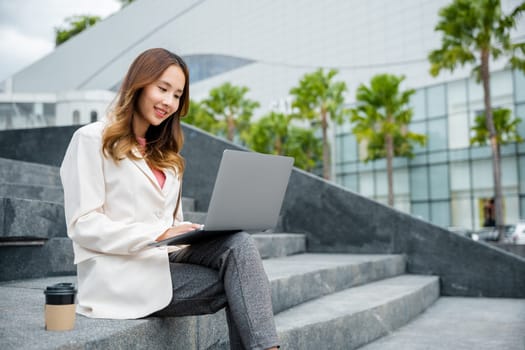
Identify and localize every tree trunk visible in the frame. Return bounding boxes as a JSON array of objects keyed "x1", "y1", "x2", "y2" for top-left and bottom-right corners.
[
  {"x1": 386, "y1": 122, "x2": 394, "y2": 207},
  {"x1": 275, "y1": 137, "x2": 282, "y2": 155},
  {"x1": 321, "y1": 108, "x2": 331, "y2": 180},
  {"x1": 481, "y1": 49, "x2": 504, "y2": 241},
  {"x1": 226, "y1": 114, "x2": 235, "y2": 142}
]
